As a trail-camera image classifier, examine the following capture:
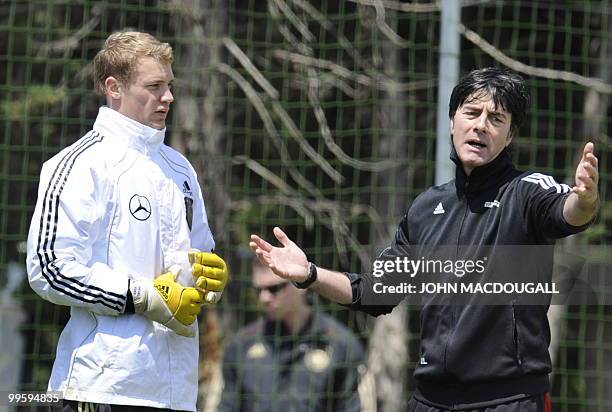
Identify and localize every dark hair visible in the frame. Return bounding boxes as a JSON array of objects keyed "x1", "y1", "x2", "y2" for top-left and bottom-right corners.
[{"x1": 449, "y1": 67, "x2": 529, "y2": 138}]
